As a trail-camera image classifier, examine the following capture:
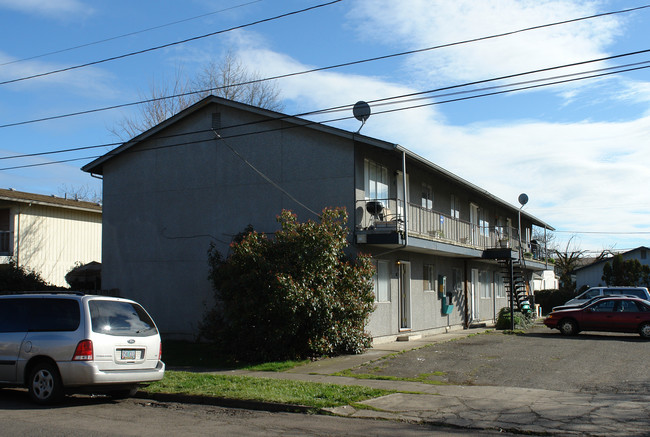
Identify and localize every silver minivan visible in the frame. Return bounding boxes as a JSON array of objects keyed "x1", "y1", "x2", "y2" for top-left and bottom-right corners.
[
  {"x1": 562, "y1": 286, "x2": 650, "y2": 307},
  {"x1": 0, "y1": 292, "x2": 165, "y2": 404}
]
